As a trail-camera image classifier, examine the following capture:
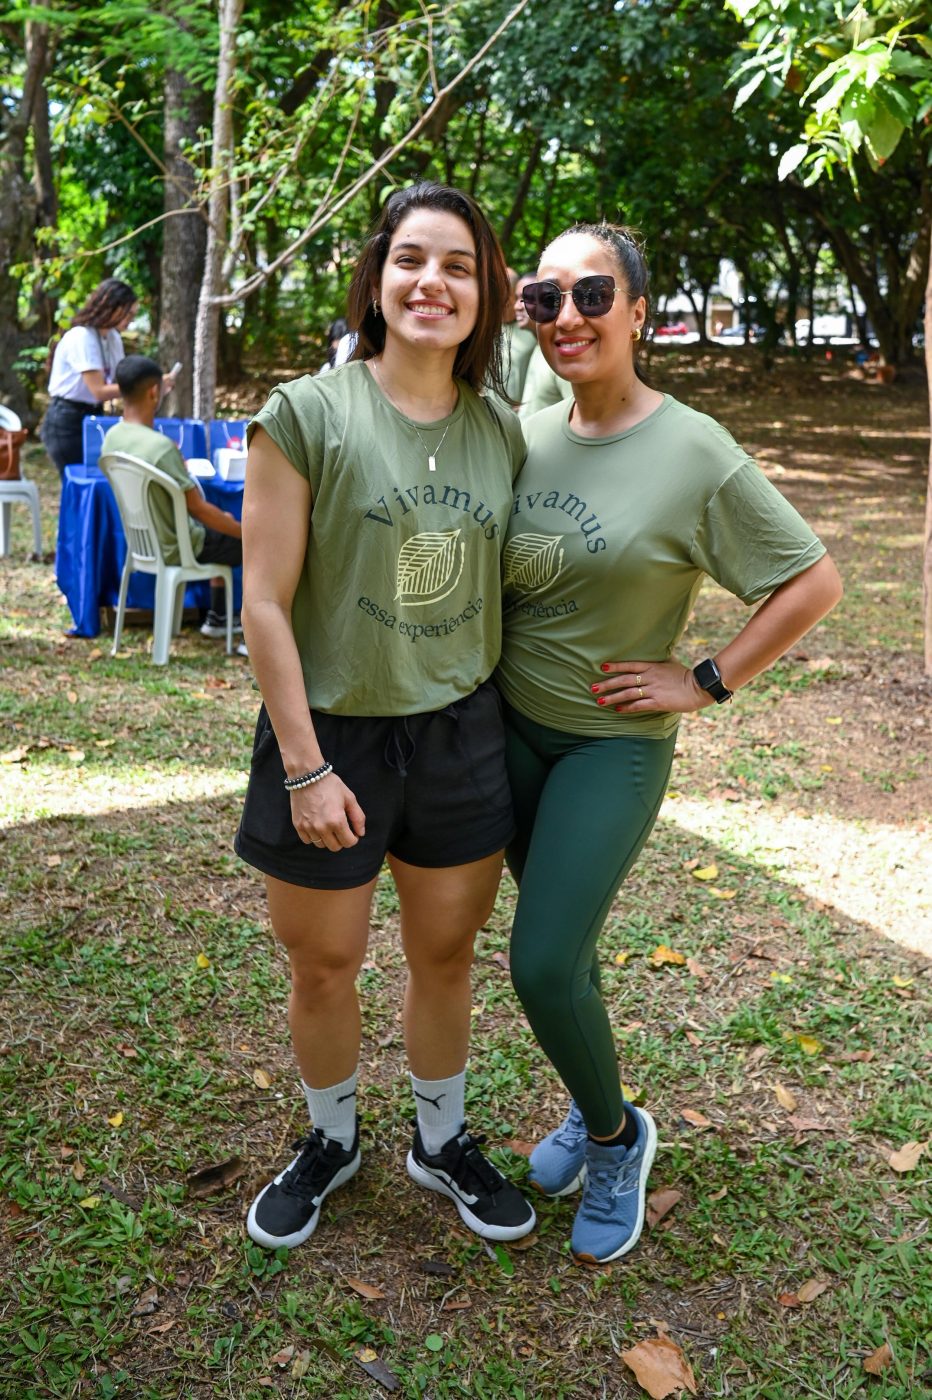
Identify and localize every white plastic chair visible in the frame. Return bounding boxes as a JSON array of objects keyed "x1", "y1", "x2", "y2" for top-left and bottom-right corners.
[
  {"x1": 99, "y1": 450, "x2": 233, "y2": 665},
  {"x1": 0, "y1": 404, "x2": 42, "y2": 558}
]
